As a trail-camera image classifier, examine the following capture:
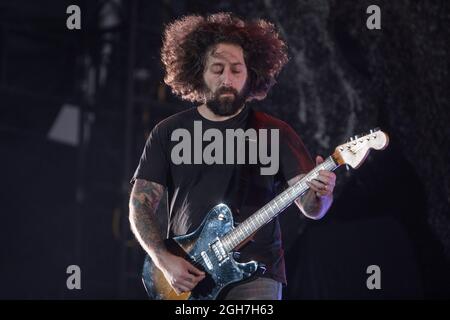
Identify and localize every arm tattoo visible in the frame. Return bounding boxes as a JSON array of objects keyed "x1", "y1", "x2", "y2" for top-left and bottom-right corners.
[{"x1": 129, "y1": 179, "x2": 166, "y2": 259}]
